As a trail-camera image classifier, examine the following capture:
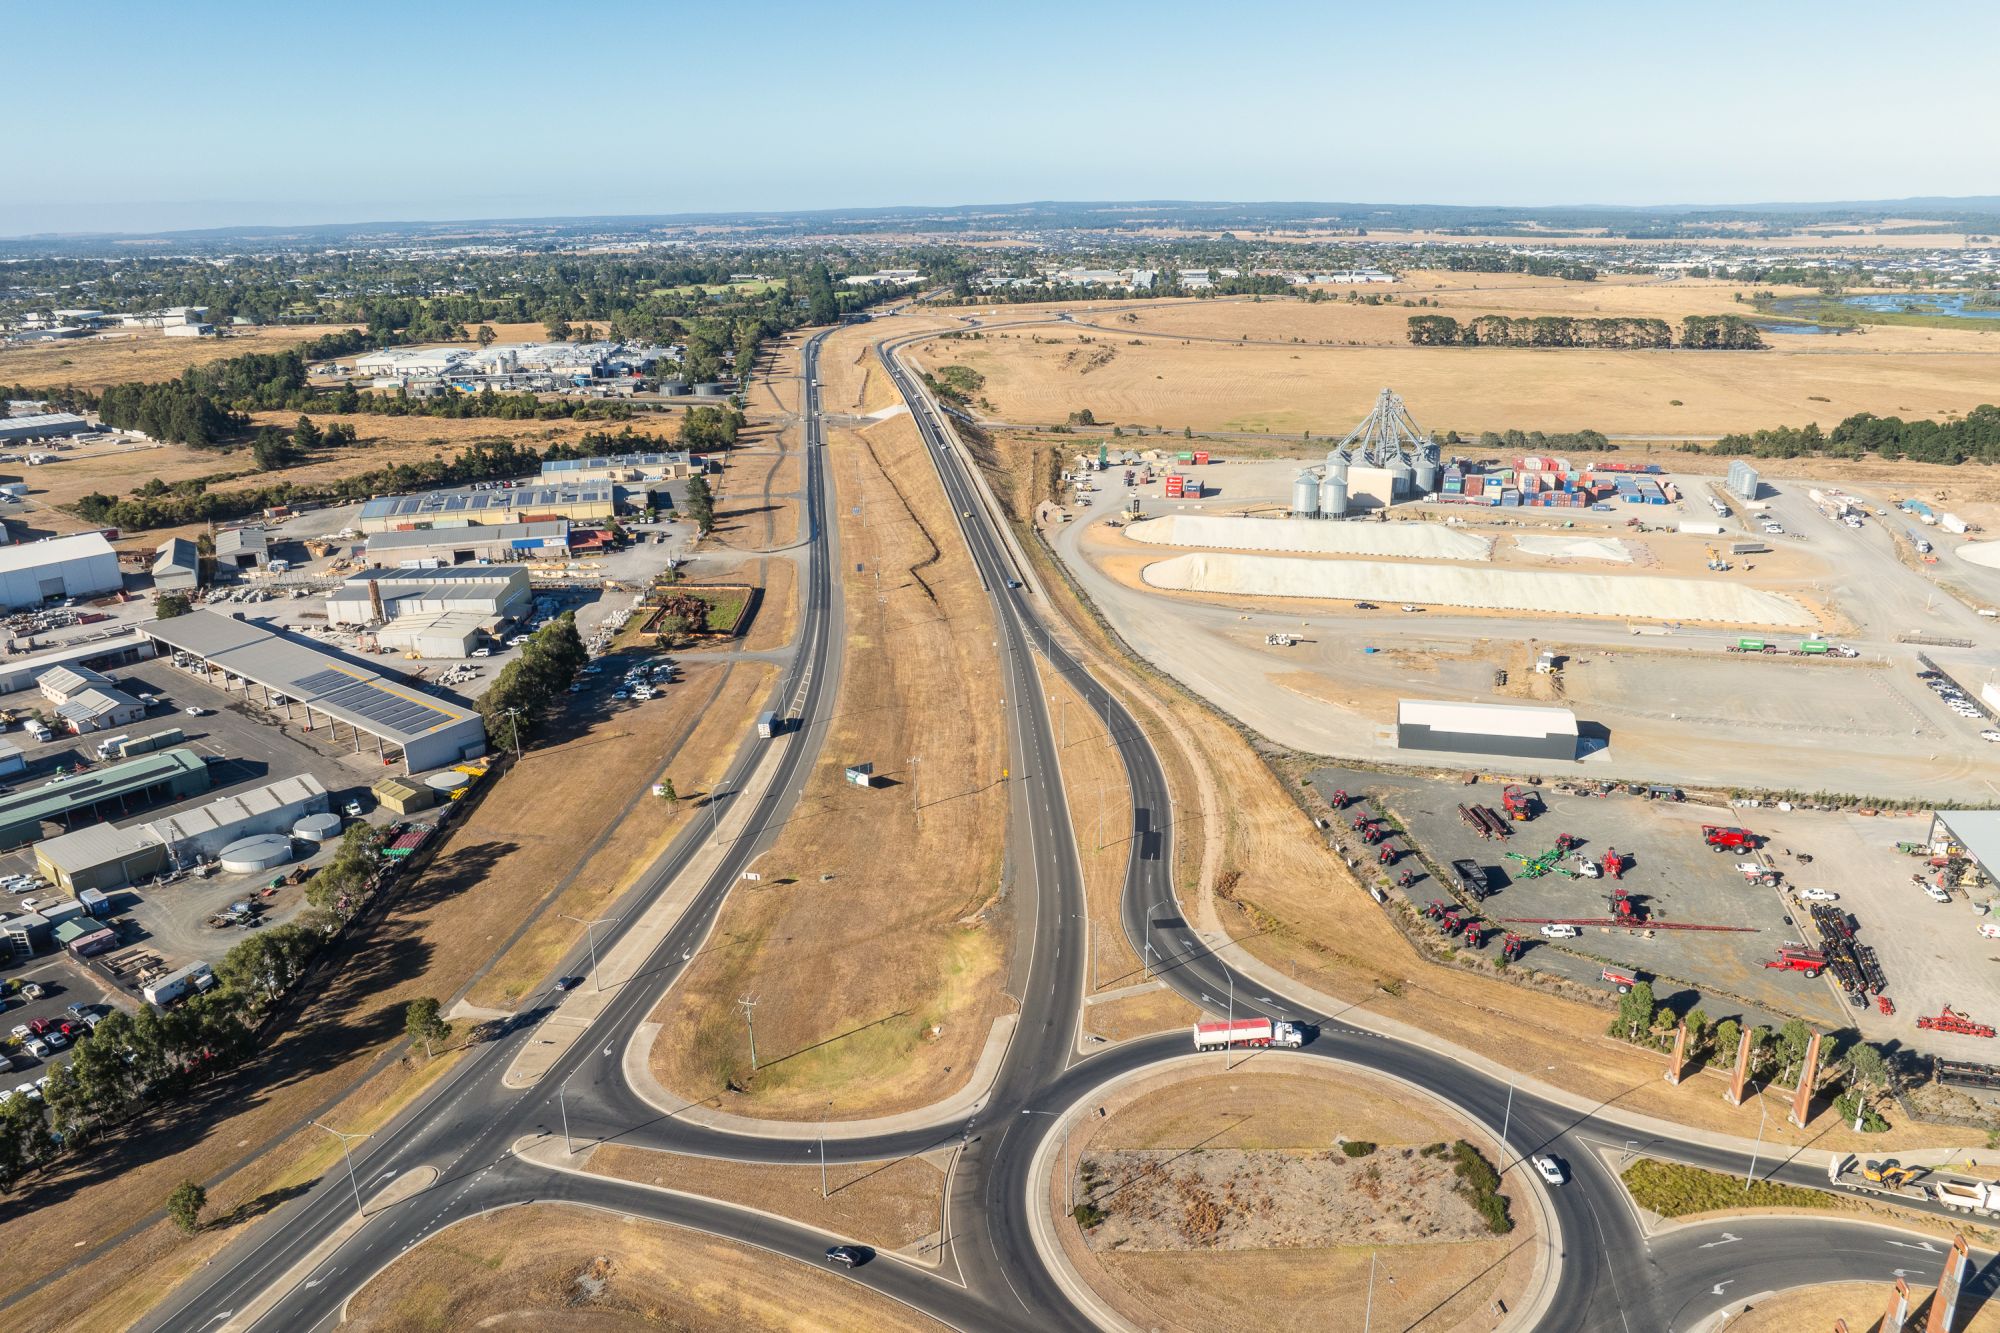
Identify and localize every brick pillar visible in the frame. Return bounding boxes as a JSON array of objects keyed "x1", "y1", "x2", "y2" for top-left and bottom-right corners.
[
  {"x1": 1724, "y1": 1027, "x2": 1754, "y2": 1106},
  {"x1": 1883, "y1": 1275, "x2": 1911, "y2": 1333},
  {"x1": 1664, "y1": 1023, "x2": 1688, "y2": 1086},
  {"x1": 1924, "y1": 1233, "x2": 1971, "y2": 1333},
  {"x1": 1788, "y1": 1031, "x2": 1822, "y2": 1128}
]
